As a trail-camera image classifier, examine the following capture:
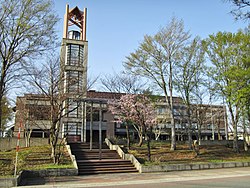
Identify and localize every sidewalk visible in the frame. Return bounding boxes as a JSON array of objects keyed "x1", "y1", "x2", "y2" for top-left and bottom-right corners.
[{"x1": 14, "y1": 167, "x2": 250, "y2": 188}]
